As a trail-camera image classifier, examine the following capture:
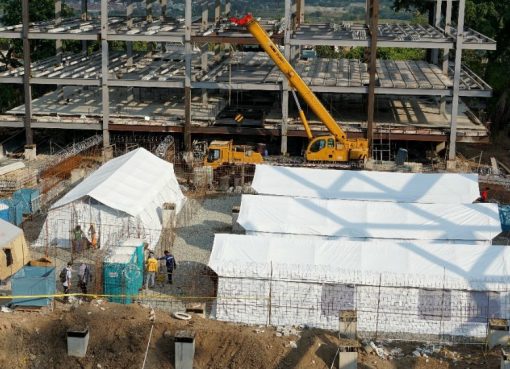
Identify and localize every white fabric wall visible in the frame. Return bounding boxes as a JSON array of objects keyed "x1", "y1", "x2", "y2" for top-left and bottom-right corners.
[
  {"x1": 33, "y1": 199, "x2": 161, "y2": 248},
  {"x1": 252, "y1": 165, "x2": 481, "y2": 204},
  {"x1": 214, "y1": 278, "x2": 510, "y2": 338}
]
